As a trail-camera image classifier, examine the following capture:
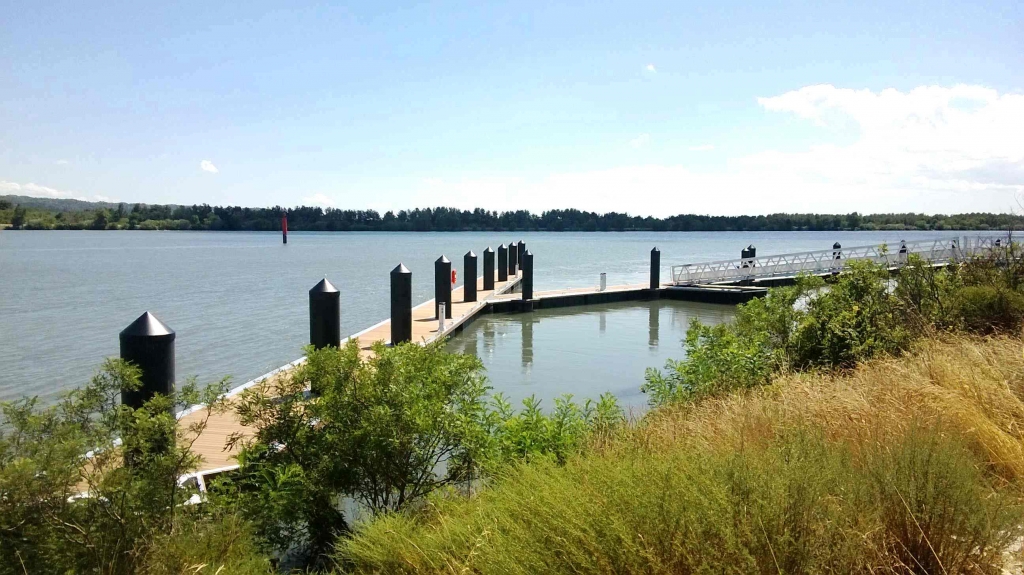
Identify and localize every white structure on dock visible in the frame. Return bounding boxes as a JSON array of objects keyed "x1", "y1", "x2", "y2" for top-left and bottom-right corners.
[{"x1": 671, "y1": 235, "x2": 1011, "y2": 286}]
